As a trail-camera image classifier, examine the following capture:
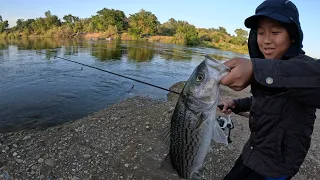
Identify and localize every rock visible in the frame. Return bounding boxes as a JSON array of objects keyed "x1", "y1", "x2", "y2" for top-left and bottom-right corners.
[
  {"x1": 71, "y1": 176, "x2": 80, "y2": 180},
  {"x1": 15, "y1": 159, "x2": 23, "y2": 163},
  {"x1": 83, "y1": 154, "x2": 91, "y2": 158},
  {"x1": 23, "y1": 135, "x2": 31, "y2": 140},
  {"x1": 44, "y1": 159, "x2": 54, "y2": 166},
  {"x1": 38, "y1": 158, "x2": 44, "y2": 163},
  {"x1": 124, "y1": 163, "x2": 129, "y2": 168},
  {"x1": 12, "y1": 152, "x2": 17, "y2": 157},
  {"x1": 31, "y1": 165, "x2": 38, "y2": 170}
]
